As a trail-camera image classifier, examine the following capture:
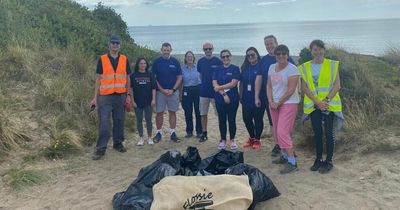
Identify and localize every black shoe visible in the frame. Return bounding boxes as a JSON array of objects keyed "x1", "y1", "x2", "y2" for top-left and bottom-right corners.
[
  {"x1": 199, "y1": 134, "x2": 208, "y2": 142},
  {"x1": 271, "y1": 144, "x2": 281, "y2": 157},
  {"x1": 92, "y1": 151, "x2": 105, "y2": 160},
  {"x1": 310, "y1": 159, "x2": 323, "y2": 171},
  {"x1": 185, "y1": 133, "x2": 193, "y2": 138},
  {"x1": 170, "y1": 132, "x2": 180, "y2": 143},
  {"x1": 319, "y1": 161, "x2": 333, "y2": 174},
  {"x1": 113, "y1": 144, "x2": 127, "y2": 153},
  {"x1": 153, "y1": 132, "x2": 162, "y2": 143},
  {"x1": 280, "y1": 162, "x2": 298, "y2": 174}
]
